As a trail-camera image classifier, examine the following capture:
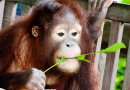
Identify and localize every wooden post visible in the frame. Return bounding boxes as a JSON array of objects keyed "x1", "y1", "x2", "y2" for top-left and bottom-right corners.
[
  {"x1": 102, "y1": 21, "x2": 124, "y2": 90},
  {"x1": 7, "y1": 0, "x2": 40, "y2": 5},
  {"x1": 94, "y1": 22, "x2": 104, "y2": 70},
  {"x1": 2, "y1": 1, "x2": 17, "y2": 27},
  {"x1": 122, "y1": 39, "x2": 130, "y2": 90},
  {"x1": 0, "y1": 0, "x2": 5, "y2": 29},
  {"x1": 21, "y1": 4, "x2": 30, "y2": 15}
]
